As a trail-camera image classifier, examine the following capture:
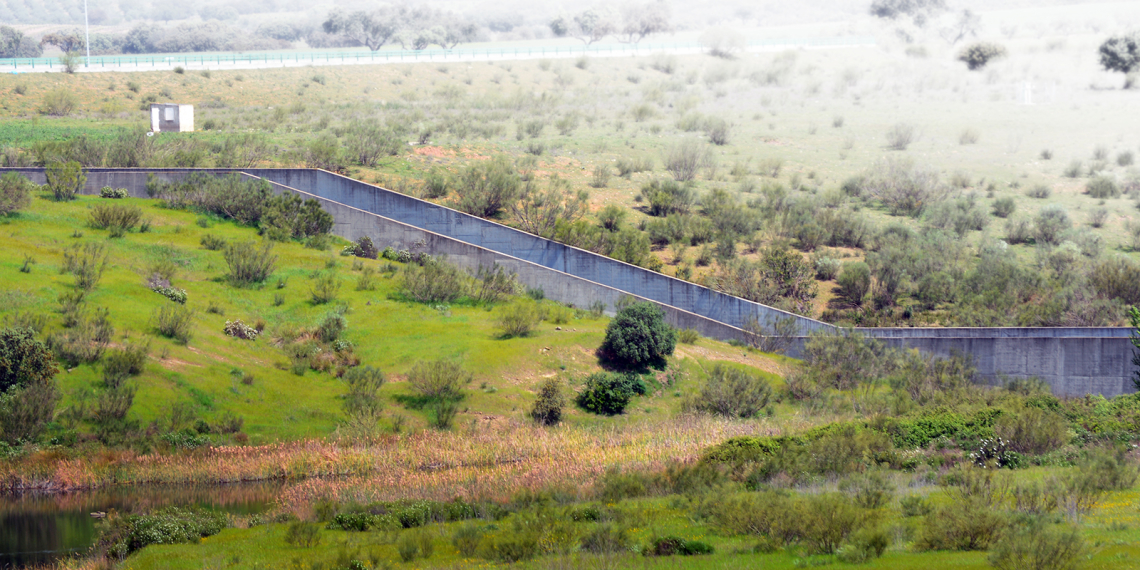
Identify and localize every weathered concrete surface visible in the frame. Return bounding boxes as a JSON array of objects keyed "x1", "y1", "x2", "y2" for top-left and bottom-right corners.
[{"x1": 2, "y1": 167, "x2": 1135, "y2": 397}]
